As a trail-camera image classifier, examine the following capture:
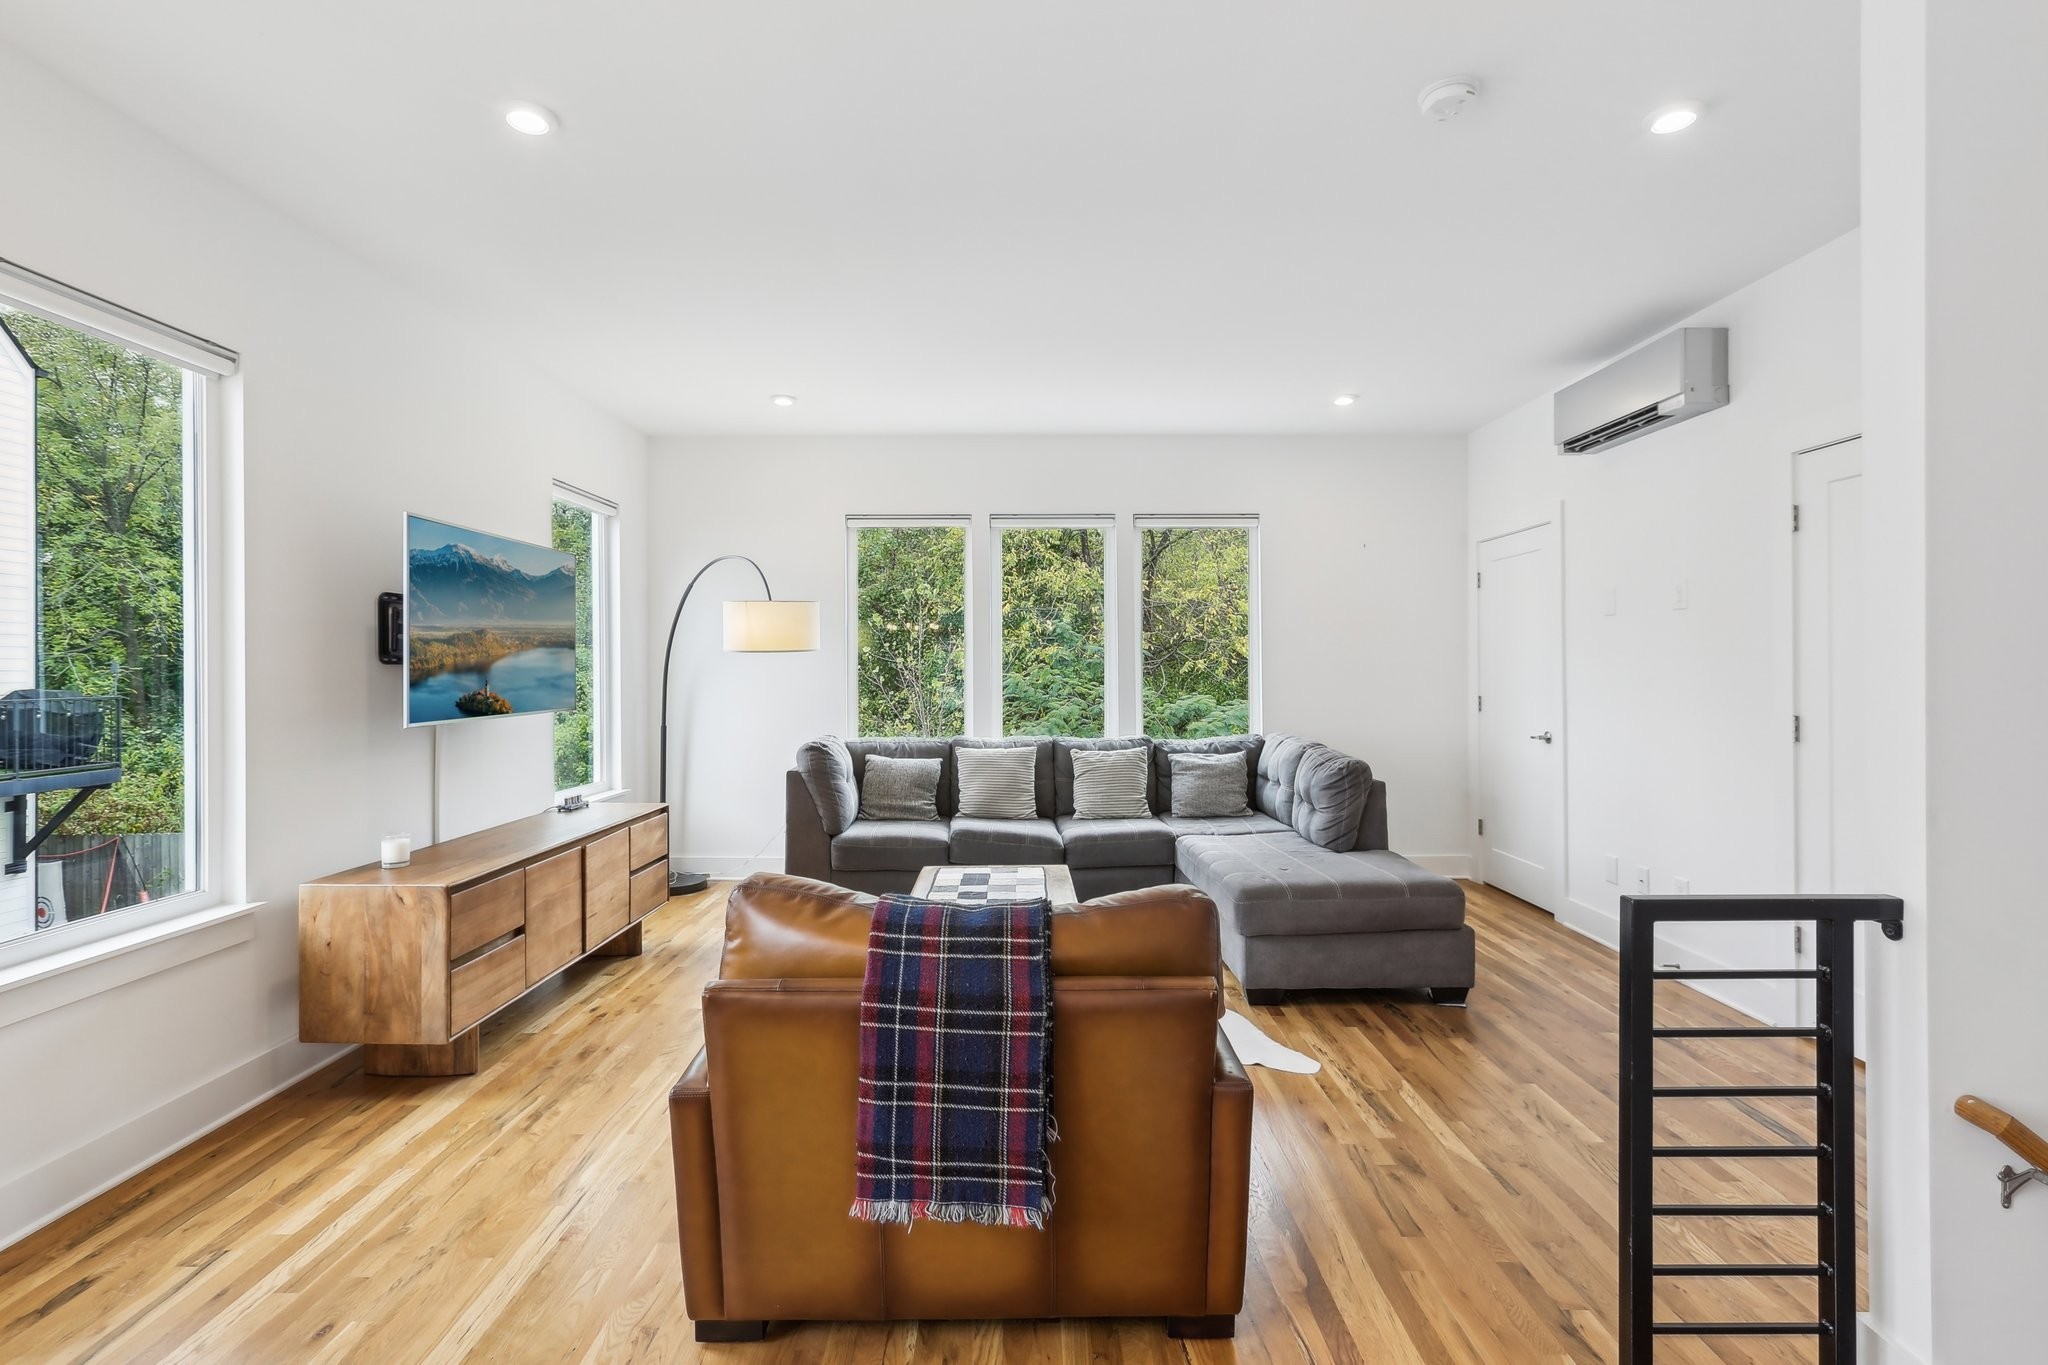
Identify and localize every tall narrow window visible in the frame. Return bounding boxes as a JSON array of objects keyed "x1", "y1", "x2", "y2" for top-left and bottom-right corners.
[
  {"x1": 998, "y1": 522, "x2": 1107, "y2": 736},
  {"x1": 851, "y1": 521, "x2": 967, "y2": 737},
  {"x1": 1138, "y1": 521, "x2": 1257, "y2": 737},
  {"x1": 552, "y1": 487, "x2": 618, "y2": 798},
  {"x1": 1, "y1": 307, "x2": 201, "y2": 942}
]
